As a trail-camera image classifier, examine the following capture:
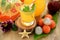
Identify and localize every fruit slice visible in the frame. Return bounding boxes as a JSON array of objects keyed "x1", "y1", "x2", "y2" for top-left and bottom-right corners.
[
  {"x1": 10, "y1": 12, "x2": 20, "y2": 21},
  {"x1": 0, "y1": 12, "x2": 20, "y2": 22},
  {"x1": 0, "y1": 15, "x2": 10, "y2": 22}
]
